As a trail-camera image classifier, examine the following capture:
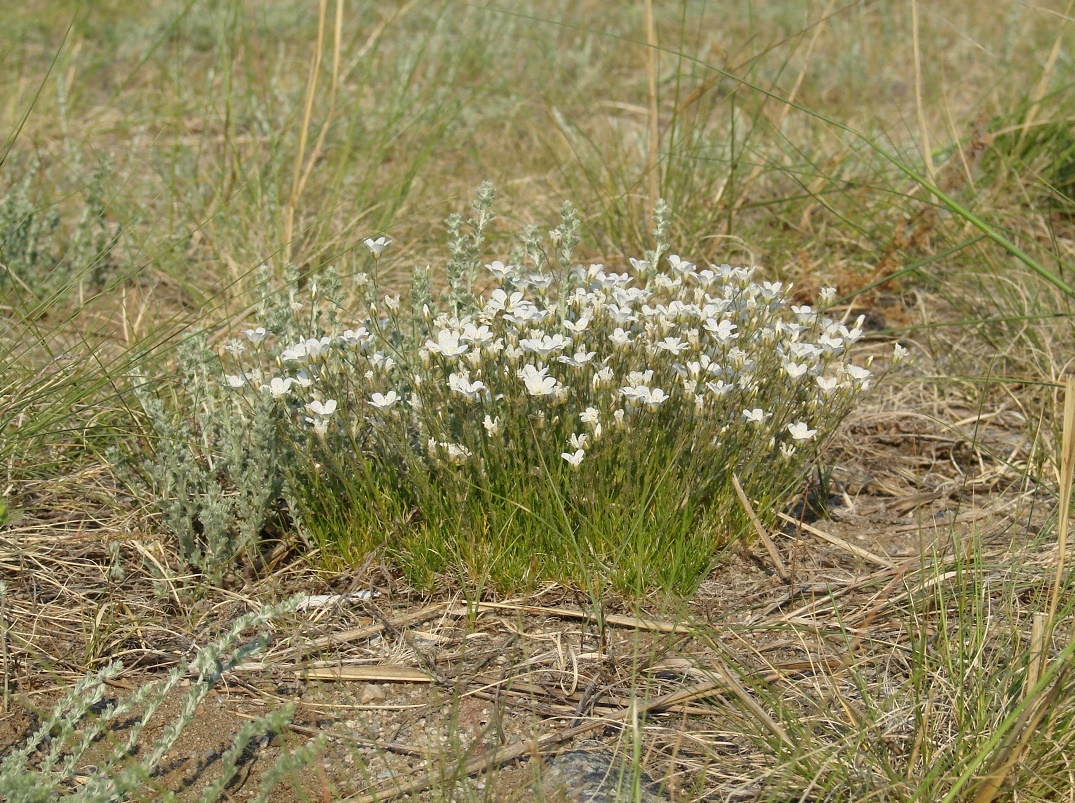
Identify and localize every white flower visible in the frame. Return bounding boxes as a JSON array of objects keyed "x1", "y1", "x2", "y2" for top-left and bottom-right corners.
[
  {"x1": 788, "y1": 342, "x2": 823, "y2": 362},
  {"x1": 225, "y1": 374, "x2": 247, "y2": 388},
  {"x1": 561, "y1": 449, "x2": 585, "y2": 467},
  {"x1": 306, "y1": 399, "x2": 337, "y2": 418},
  {"x1": 461, "y1": 322, "x2": 494, "y2": 344},
  {"x1": 818, "y1": 333, "x2": 844, "y2": 353},
  {"x1": 592, "y1": 366, "x2": 615, "y2": 388},
  {"x1": 527, "y1": 274, "x2": 553, "y2": 291},
  {"x1": 893, "y1": 342, "x2": 909, "y2": 362},
  {"x1": 370, "y1": 391, "x2": 399, "y2": 409},
  {"x1": 780, "y1": 442, "x2": 797, "y2": 459},
  {"x1": 563, "y1": 316, "x2": 591, "y2": 333},
  {"x1": 367, "y1": 353, "x2": 395, "y2": 373},
  {"x1": 568, "y1": 433, "x2": 589, "y2": 450},
  {"x1": 341, "y1": 327, "x2": 369, "y2": 346},
  {"x1": 621, "y1": 385, "x2": 652, "y2": 404},
  {"x1": 706, "y1": 379, "x2": 734, "y2": 397},
  {"x1": 292, "y1": 370, "x2": 314, "y2": 388},
  {"x1": 425, "y1": 329, "x2": 468, "y2": 358},
  {"x1": 580, "y1": 407, "x2": 600, "y2": 427},
  {"x1": 626, "y1": 370, "x2": 653, "y2": 386},
  {"x1": 558, "y1": 350, "x2": 597, "y2": 367},
  {"x1": 364, "y1": 236, "x2": 391, "y2": 256},
  {"x1": 267, "y1": 376, "x2": 293, "y2": 398},
  {"x1": 523, "y1": 372, "x2": 559, "y2": 397},
  {"x1": 819, "y1": 287, "x2": 837, "y2": 306},
  {"x1": 644, "y1": 387, "x2": 669, "y2": 408},
  {"x1": 449, "y1": 372, "x2": 487, "y2": 401},
  {"x1": 484, "y1": 288, "x2": 525, "y2": 313},
  {"x1": 783, "y1": 361, "x2": 809, "y2": 380},
  {"x1": 243, "y1": 327, "x2": 270, "y2": 344},
  {"x1": 629, "y1": 257, "x2": 651, "y2": 273},
  {"x1": 844, "y1": 364, "x2": 872, "y2": 386},
  {"x1": 520, "y1": 333, "x2": 571, "y2": 358},
  {"x1": 704, "y1": 318, "x2": 738, "y2": 344},
  {"x1": 742, "y1": 408, "x2": 769, "y2": 424},
  {"x1": 306, "y1": 417, "x2": 330, "y2": 438},
  {"x1": 667, "y1": 254, "x2": 695, "y2": 274},
  {"x1": 610, "y1": 327, "x2": 633, "y2": 349},
  {"x1": 384, "y1": 294, "x2": 401, "y2": 311},
  {"x1": 787, "y1": 421, "x2": 818, "y2": 441},
  {"x1": 655, "y1": 336, "x2": 689, "y2": 355},
  {"x1": 485, "y1": 260, "x2": 515, "y2": 280},
  {"x1": 281, "y1": 342, "x2": 309, "y2": 362},
  {"x1": 816, "y1": 375, "x2": 840, "y2": 395},
  {"x1": 483, "y1": 415, "x2": 501, "y2": 436}
]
